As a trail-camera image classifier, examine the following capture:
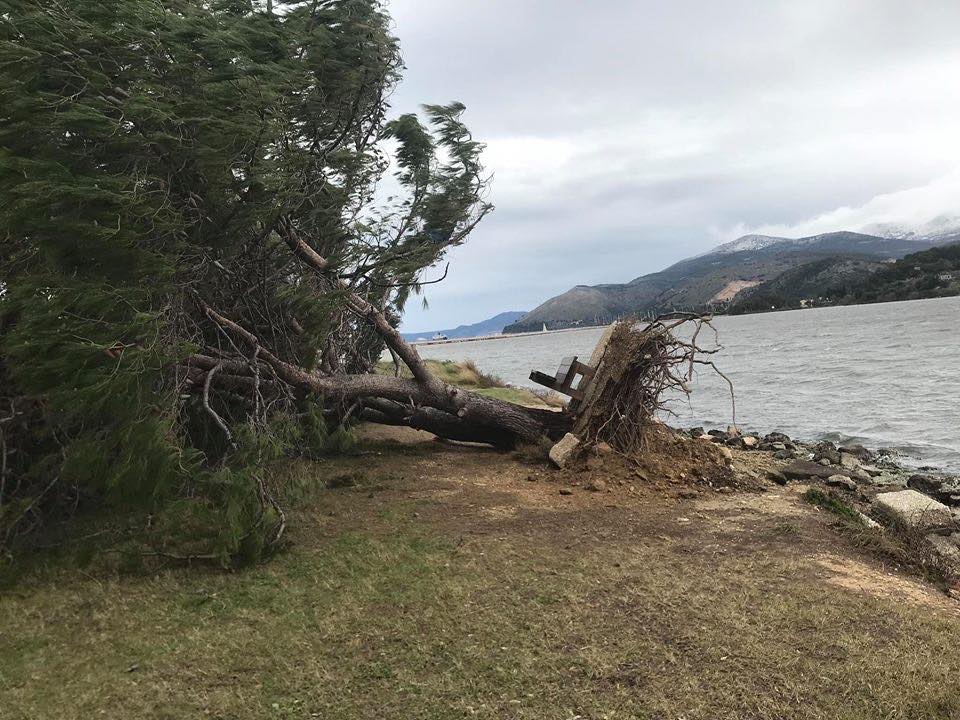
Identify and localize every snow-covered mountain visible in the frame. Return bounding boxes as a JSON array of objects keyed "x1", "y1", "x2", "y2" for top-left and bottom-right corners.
[
  {"x1": 505, "y1": 228, "x2": 959, "y2": 333},
  {"x1": 707, "y1": 234, "x2": 789, "y2": 254},
  {"x1": 863, "y1": 215, "x2": 960, "y2": 244}
]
